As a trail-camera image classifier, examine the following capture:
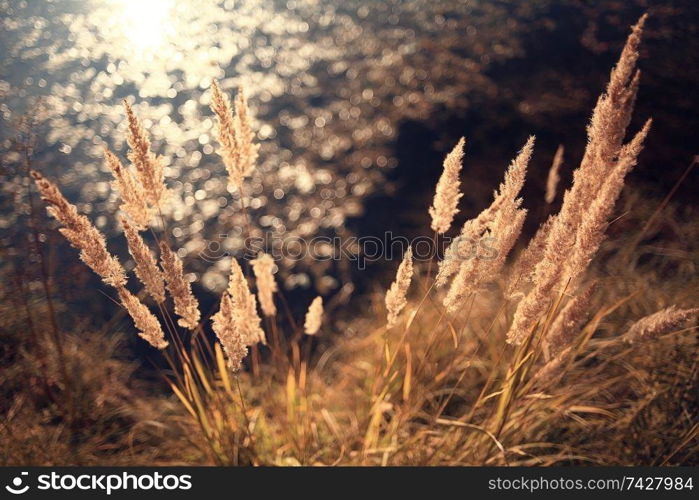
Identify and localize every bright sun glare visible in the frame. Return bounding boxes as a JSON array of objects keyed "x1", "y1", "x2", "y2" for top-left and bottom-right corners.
[{"x1": 116, "y1": 0, "x2": 175, "y2": 51}]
